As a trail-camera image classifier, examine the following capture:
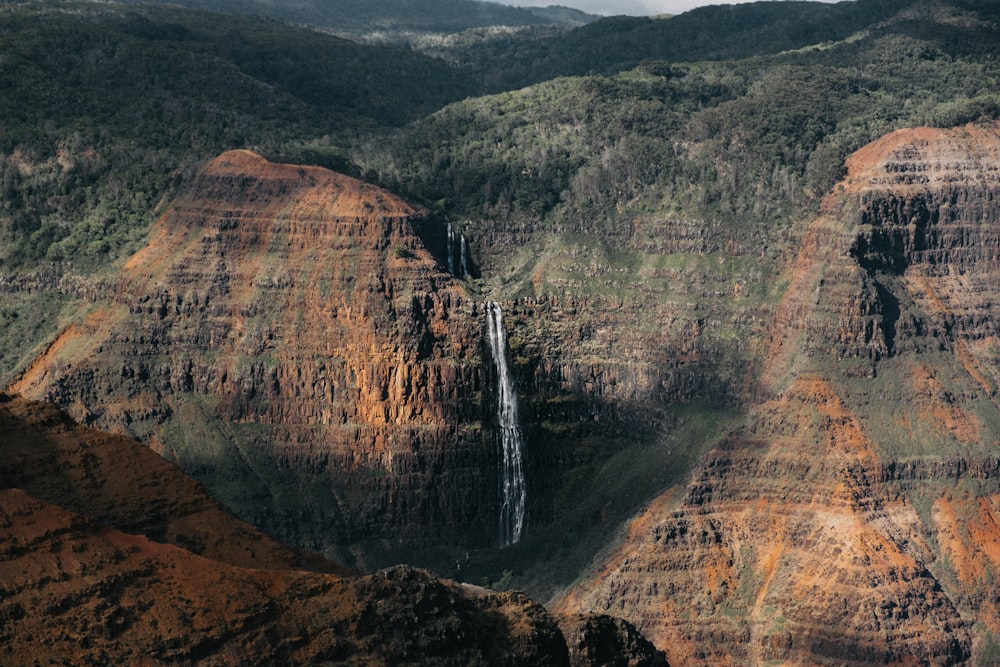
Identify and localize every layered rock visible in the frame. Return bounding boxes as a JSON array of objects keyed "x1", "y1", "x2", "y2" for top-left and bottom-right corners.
[
  {"x1": 557, "y1": 377, "x2": 973, "y2": 665},
  {"x1": 0, "y1": 394, "x2": 657, "y2": 666},
  {"x1": 0, "y1": 392, "x2": 344, "y2": 574},
  {"x1": 462, "y1": 214, "x2": 774, "y2": 563},
  {"x1": 845, "y1": 124, "x2": 1000, "y2": 383},
  {"x1": 7, "y1": 151, "x2": 495, "y2": 562},
  {"x1": 556, "y1": 123, "x2": 1000, "y2": 665}
]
